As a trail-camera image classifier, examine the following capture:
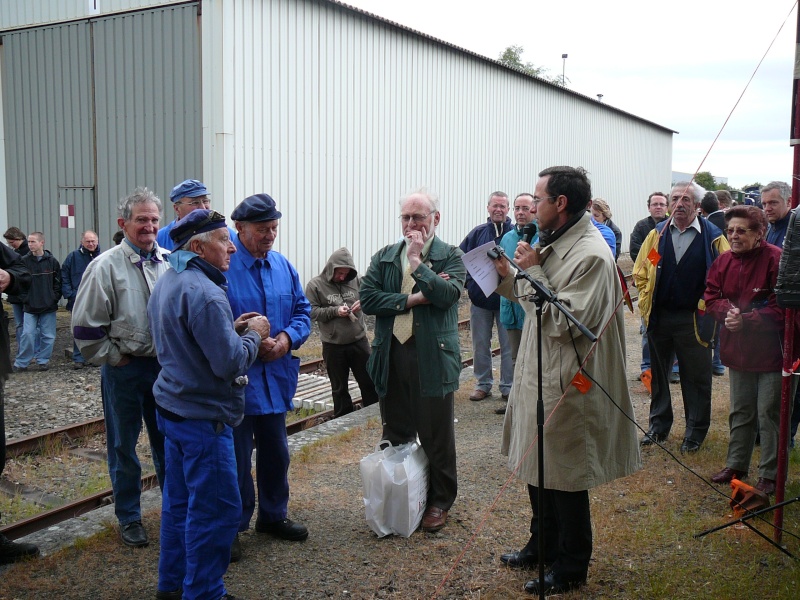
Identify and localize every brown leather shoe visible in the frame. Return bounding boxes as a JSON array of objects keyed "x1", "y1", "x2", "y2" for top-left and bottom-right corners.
[
  {"x1": 421, "y1": 506, "x2": 448, "y2": 532},
  {"x1": 710, "y1": 467, "x2": 746, "y2": 484},
  {"x1": 755, "y1": 477, "x2": 776, "y2": 495},
  {"x1": 469, "y1": 390, "x2": 491, "y2": 401}
]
